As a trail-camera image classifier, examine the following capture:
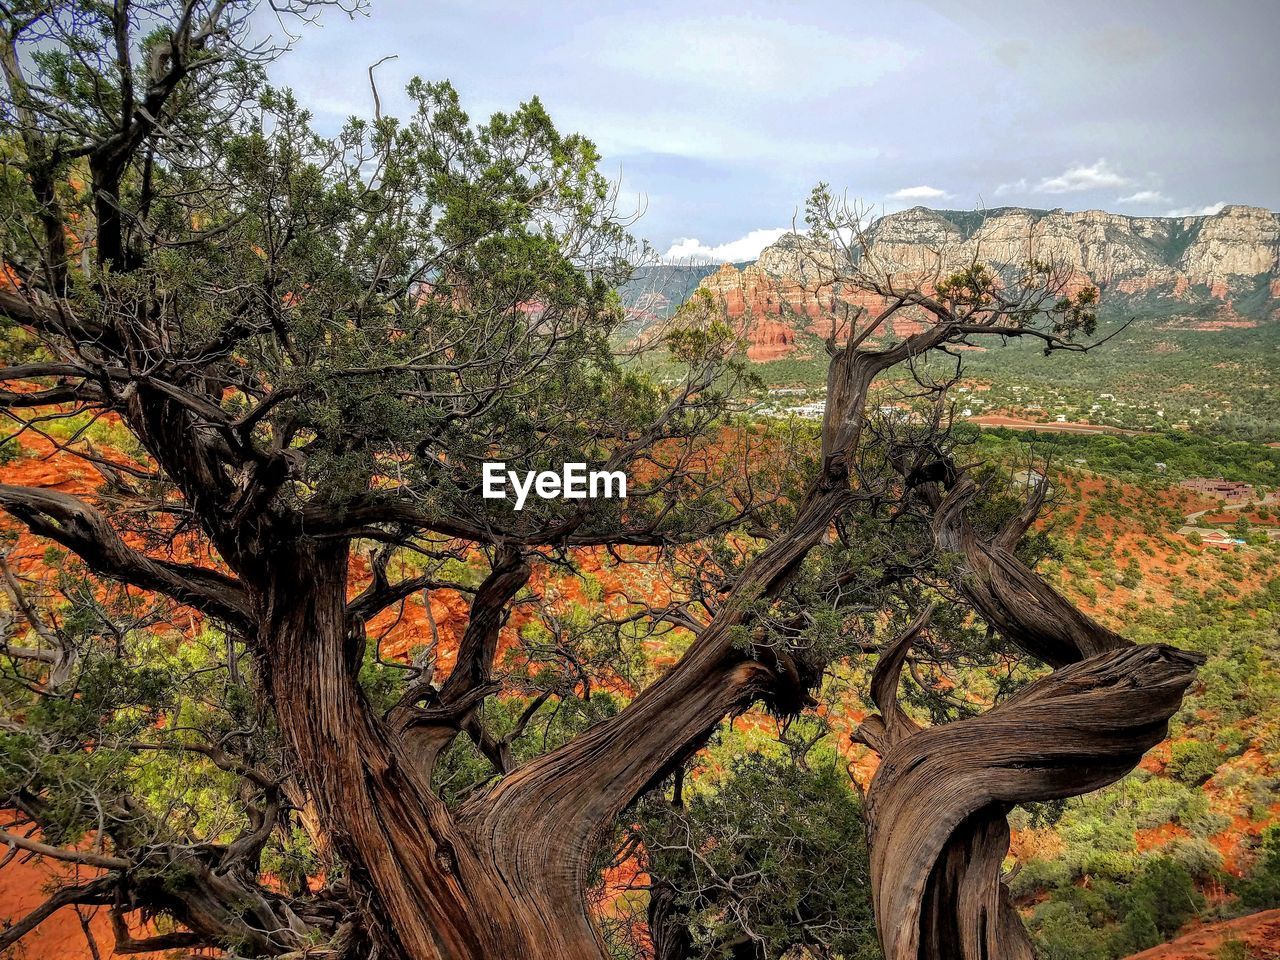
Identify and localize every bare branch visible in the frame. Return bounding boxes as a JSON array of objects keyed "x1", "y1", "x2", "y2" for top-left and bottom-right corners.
[{"x1": 0, "y1": 484, "x2": 250, "y2": 628}]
